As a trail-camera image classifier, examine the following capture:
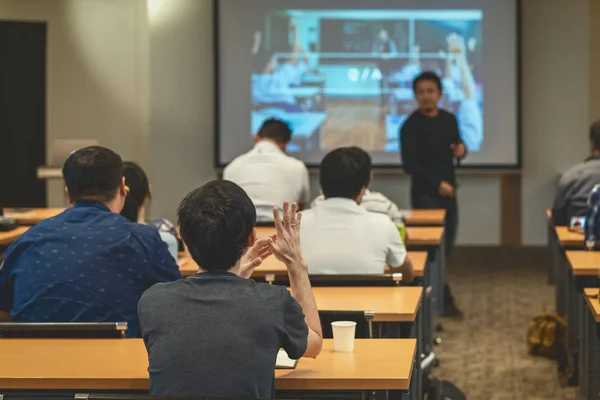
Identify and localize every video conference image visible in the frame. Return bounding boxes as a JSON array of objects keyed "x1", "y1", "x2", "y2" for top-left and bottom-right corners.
[{"x1": 251, "y1": 10, "x2": 483, "y2": 154}]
